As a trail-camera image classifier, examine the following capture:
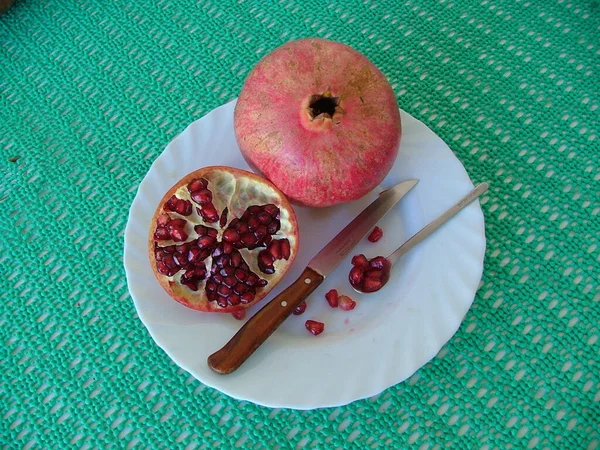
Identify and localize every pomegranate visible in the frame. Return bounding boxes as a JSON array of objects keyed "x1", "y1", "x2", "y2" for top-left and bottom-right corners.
[
  {"x1": 234, "y1": 38, "x2": 401, "y2": 207},
  {"x1": 325, "y1": 289, "x2": 339, "y2": 308},
  {"x1": 349, "y1": 254, "x2": 391, "y2": 293},
  {"x1": 338, "y1": 295, "x2": 357, "y2": 311},
  {"x1": 305, "y1": 320, "x2": 325, "y2": 336},
  {"x1": 149, "y1": 166, "x2": 299, "y2": 313},
  {"x1": 367, "y1": 226, "x2": 383, "y2": 243}
]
